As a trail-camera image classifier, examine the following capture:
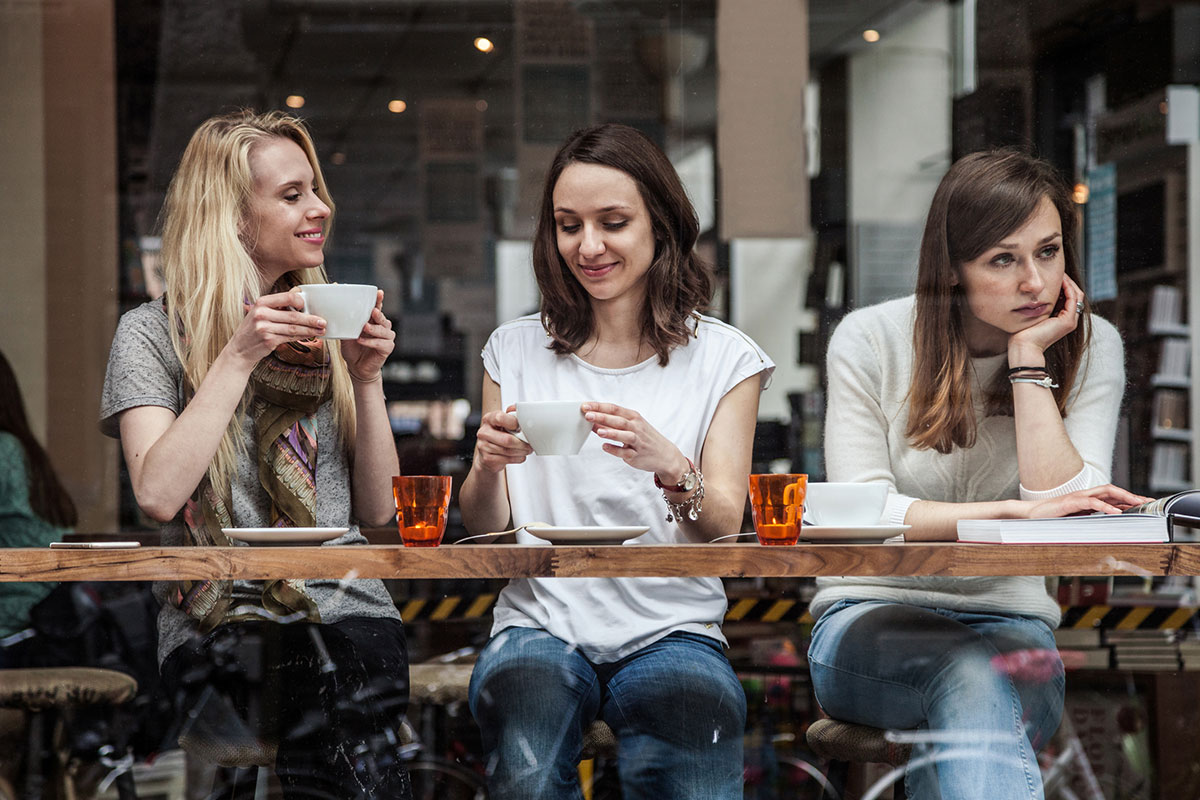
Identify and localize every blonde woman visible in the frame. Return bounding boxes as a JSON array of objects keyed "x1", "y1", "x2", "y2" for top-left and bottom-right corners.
[
  {"x1": 808, "y1": 150, "x2": 1146, "y2": 799},
  {"x1": 100, "y1": 110, "x2": 410, "y2": 799}
]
